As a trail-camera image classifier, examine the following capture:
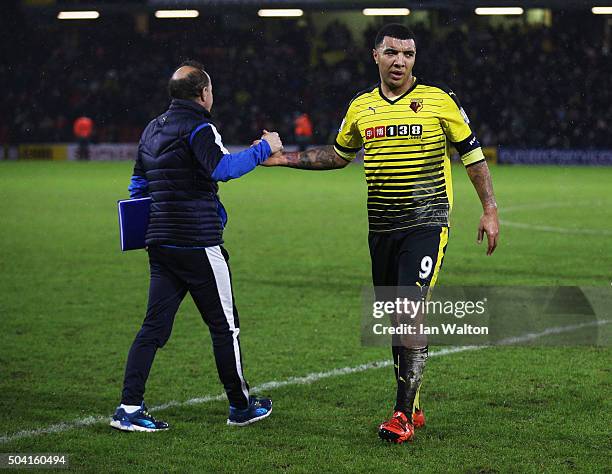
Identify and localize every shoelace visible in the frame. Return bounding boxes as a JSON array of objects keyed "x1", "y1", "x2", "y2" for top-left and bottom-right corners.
[{"x1": 387, "y1": 414, "x2": 408, "y2": 430}]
